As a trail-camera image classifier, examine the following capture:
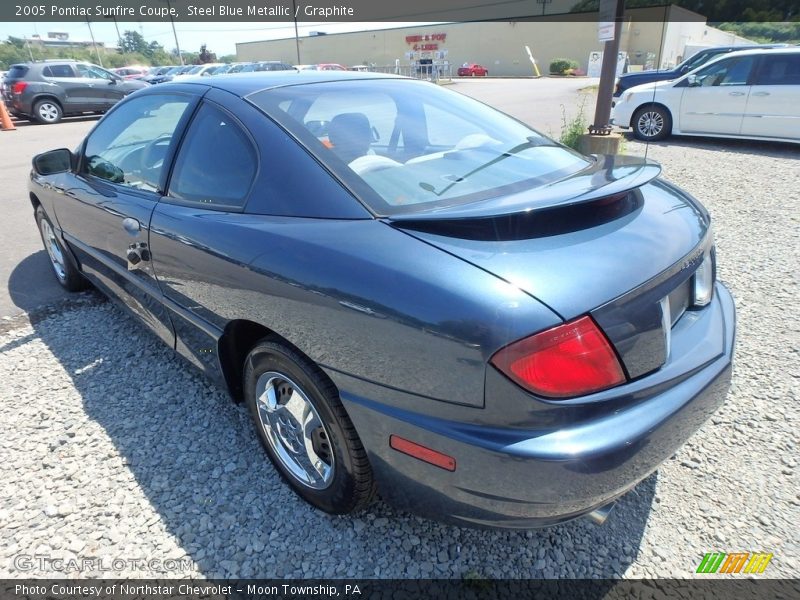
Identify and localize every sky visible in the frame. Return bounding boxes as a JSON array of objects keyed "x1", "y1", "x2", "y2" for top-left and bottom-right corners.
[{"x1": 0, "y1": 21, "x2": 436, "y2": 57}]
